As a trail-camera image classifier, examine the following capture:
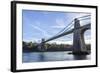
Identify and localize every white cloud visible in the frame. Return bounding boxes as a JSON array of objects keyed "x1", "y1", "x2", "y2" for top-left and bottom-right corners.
[
  {"x1": 85, "y1": 39, "x2": 91, "y2": 44},
  {"x1": 35, "y1": 21, "x2": 41, "y2": 25},
  {"x1": 51, "y1": 13, "x2": 90, "y2": 29},
  {"x1": 84, "y1": 35, "x2": 91, "y2": 40},
  {"x1": 51, "y1": 18, "x2": 66, "y2": 28},
  {"x1": 31, "y1": 24, "x2": 50, "y2": 37},
  {"x1": 52, "y1": 26, "x2": 64, "y2": 28},
  {"x1": 23, "y1": 38, "x2": 41, "y2": 43}
]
